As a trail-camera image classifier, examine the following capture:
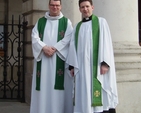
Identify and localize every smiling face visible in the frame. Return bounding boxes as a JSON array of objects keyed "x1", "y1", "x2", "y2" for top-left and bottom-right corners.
[
  {"x1": 49, "y1": 0, "x2": 62, "y2": 16},
  {"x1": 79, "y1": 1, "x2": 94, "y2": 18}
]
